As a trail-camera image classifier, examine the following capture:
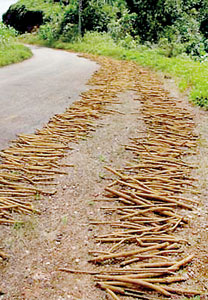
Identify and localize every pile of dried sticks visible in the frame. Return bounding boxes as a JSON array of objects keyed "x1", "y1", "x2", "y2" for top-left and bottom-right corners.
[
  {"x1": 0, "y1": 54, "x2": 203, "y2": 298},
  {"x1": 89, "y1": 69, "x2": 203, "y2": 298},
  {"x1": 0, "y1": 56, "x2": 136, "y2": 258}
]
